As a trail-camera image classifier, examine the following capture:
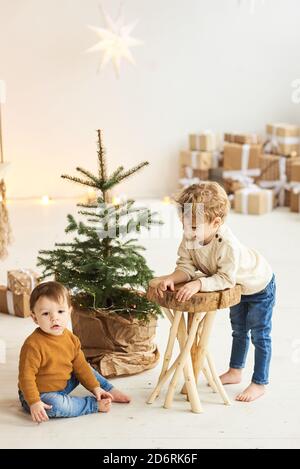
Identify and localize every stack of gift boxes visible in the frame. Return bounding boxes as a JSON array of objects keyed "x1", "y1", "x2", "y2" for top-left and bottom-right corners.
[
  {"x1": 257, "y1": 123, "x2": 300, "y2": 214},
  {"x1": 179, "y1": 131, "x2": 220, "y2": 189},
  {"x1": 0, "y1": 269, "x2": 39, "y2": 318},
  {"x1": 179, "y1": 123, "x2": 300, "y2": 215}
]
